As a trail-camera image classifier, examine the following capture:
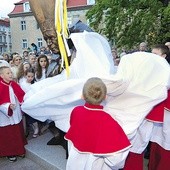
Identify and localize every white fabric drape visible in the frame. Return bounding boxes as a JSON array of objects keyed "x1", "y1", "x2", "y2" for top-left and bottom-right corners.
[{"x1": 22, "y1": 32, "x2": 170, "y2": 139}]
